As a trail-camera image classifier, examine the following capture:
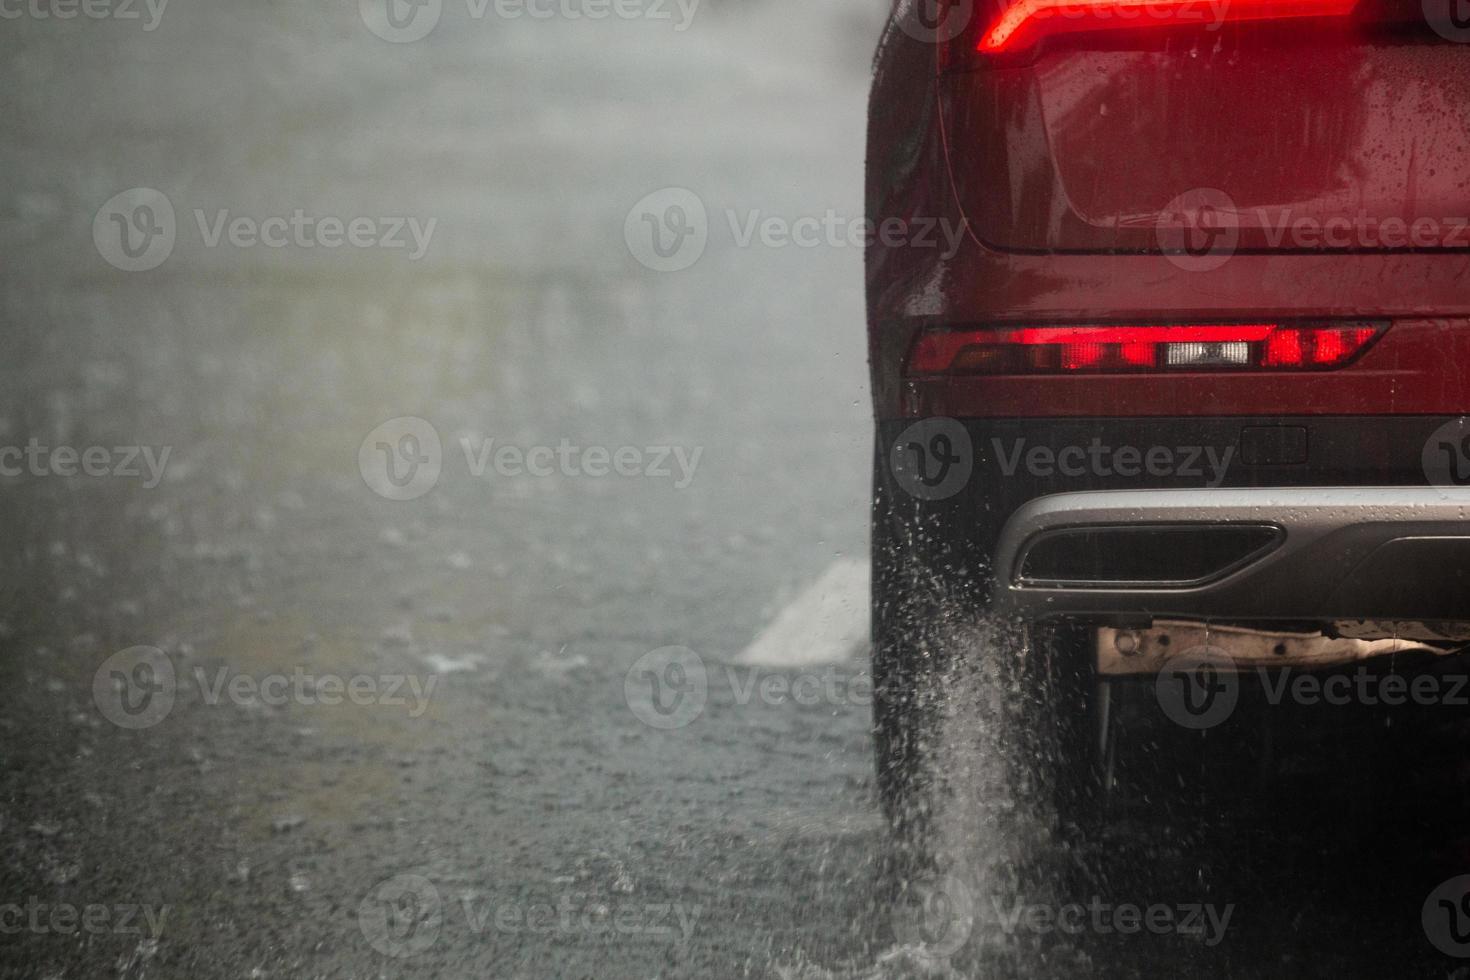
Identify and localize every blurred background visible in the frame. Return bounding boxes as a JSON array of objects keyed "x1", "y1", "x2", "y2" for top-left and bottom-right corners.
[{"x1": 0, "y1": 1, "x2": 888, "y2": 976}]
